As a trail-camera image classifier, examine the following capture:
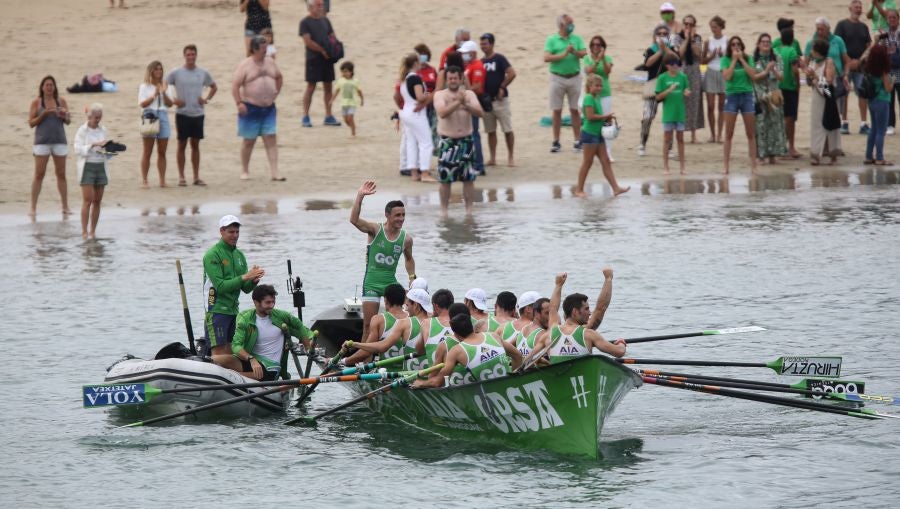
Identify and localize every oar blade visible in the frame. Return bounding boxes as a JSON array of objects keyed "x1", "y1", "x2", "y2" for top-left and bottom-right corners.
[
  {"x1": 705, "y1": 325, "x2": 767, "y2": 335},
  {"x1": 770, "y1": 356, "x2": 843, "y2": 378},
  {"x1": 83, "y1": 383, "x2": 158, "y2": 408}
]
